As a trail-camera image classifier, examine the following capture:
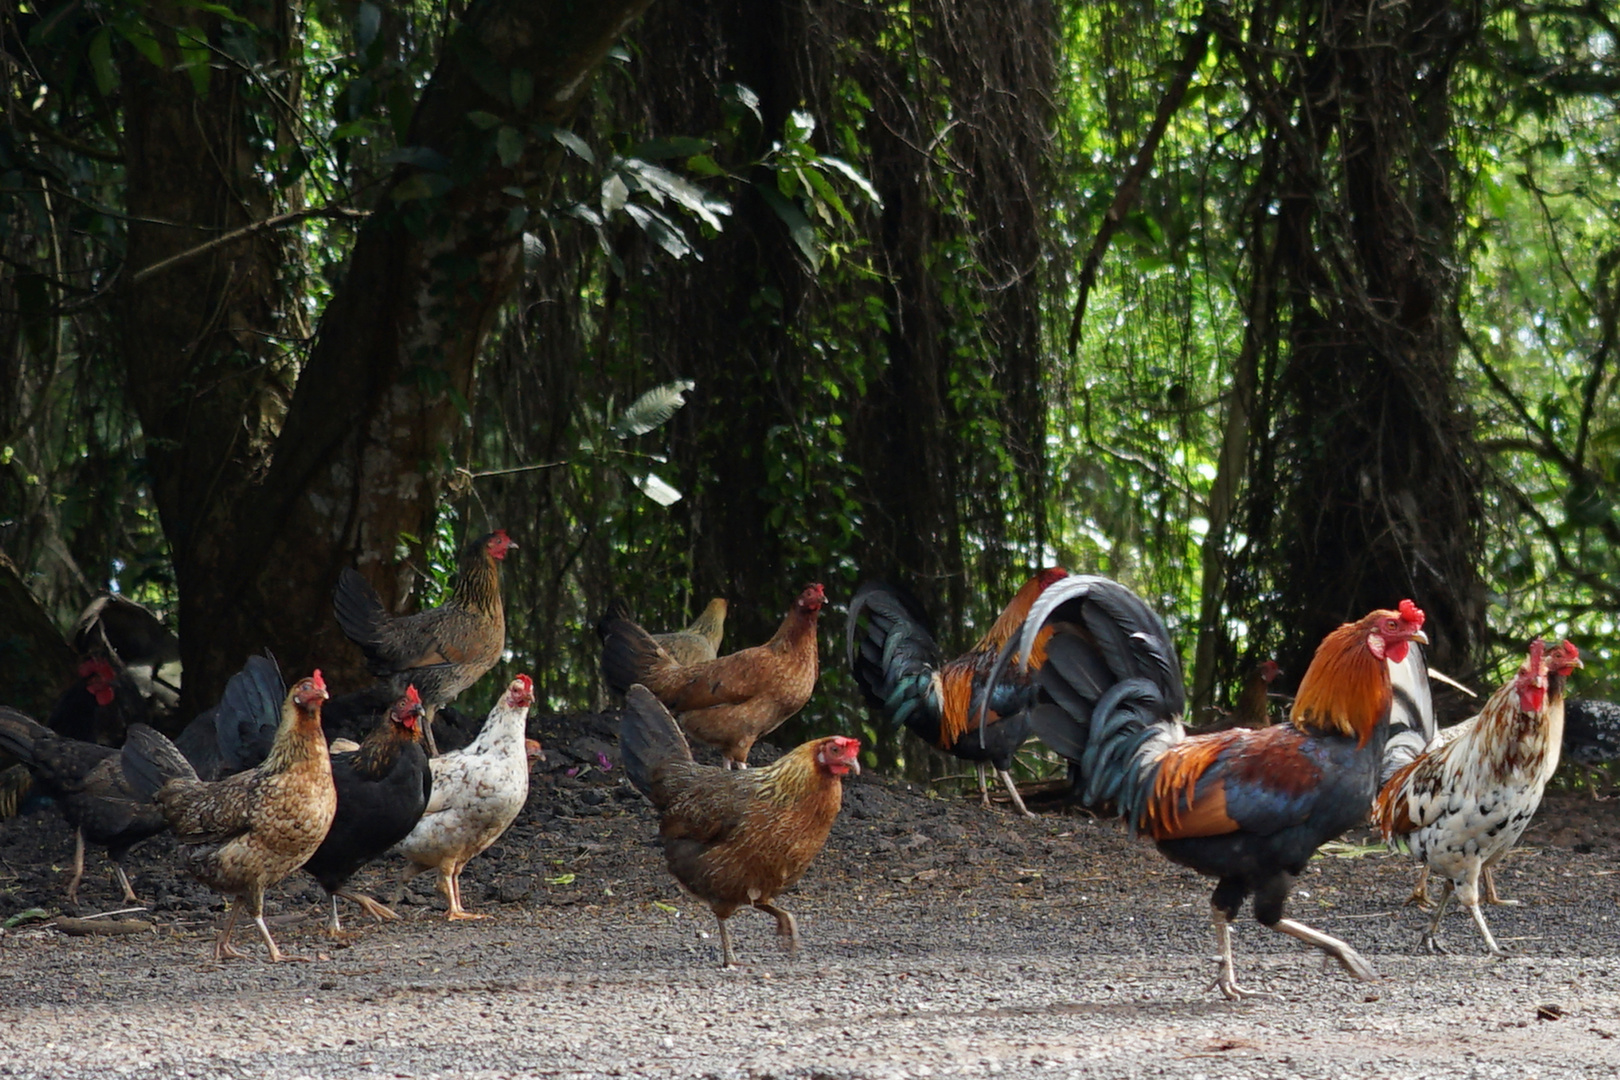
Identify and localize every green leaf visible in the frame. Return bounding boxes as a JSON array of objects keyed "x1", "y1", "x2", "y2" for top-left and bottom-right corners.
[
  {"x1": 531, "y1": 123, "x2": 593, "y2": 164},
  {"x1": 2, "y1": 908, "x2": 48, "y2": 929},
  {"x1": 685, "y1": 154, "x2": 725, "y2": 177},
  {"x1": 621, "y1": 159, "x2": 730, "y2": 230},
  {"x1": 623, "y1": 203, "x2": 693, "y2": 259},
  {"x1": 613, "y1": 380, "x2": 697, "y2": 438},
  {"x1": 545, "y1": 873, "x2": 576, "y2": 886},
  {"x1": 601, "y1": 174, "x2": 630, "y2": 215},
  {"x1": 115, "y1": 19, "x2": 166, "y2": 69},
  {"x1": 633, "y1": 472, "x2": 683, "y2": 506},
  {"x1": 466, "y1": 110, "x2": 502, "y2": 130},
  {"x1": 819, "y1": 155, "x2": 882, "y2": 205},
  {"x1": 651, "y1": 901, "x2": 679, "y2": 914},
  {"x1": 177, "y1": 0, "x2": 252, "y2": 24},
  {"x1": 495, "y1": 126, "x2": 524, "y2": 167},
  {"x1": 755, "y1": 183, "x2": 819, "y2": 269},
  {"x1": 801, "y1": 166, "x2": 851, "y2": 225},
  {"x1": 88, "y1": 26, "x2": 116, "y2": 96}
]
